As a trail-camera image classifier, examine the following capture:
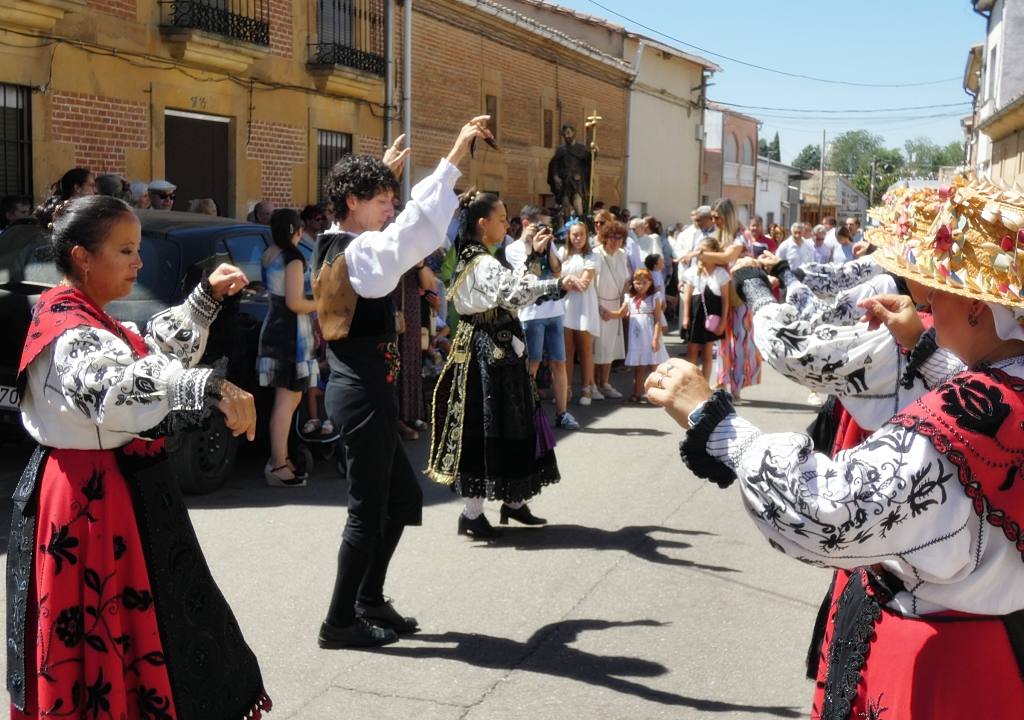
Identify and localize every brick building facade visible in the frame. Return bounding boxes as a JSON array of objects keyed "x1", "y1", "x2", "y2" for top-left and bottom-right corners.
[
  {"x1": 397, "y1": 0, "x2": 630, "y2": 216},
  {"x1": 0, "y1": 0, "x2": 387, "y2": 216}
]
